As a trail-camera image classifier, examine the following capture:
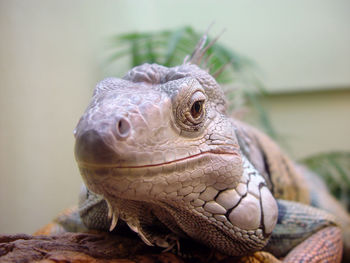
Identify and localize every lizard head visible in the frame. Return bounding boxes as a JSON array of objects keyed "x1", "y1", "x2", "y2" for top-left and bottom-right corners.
[
  {"x1": 75, "y1": 63, "x2": 232, "y2": 168},
  {"x1": 74, "y1": 53, "x2": 277, "y2": 255}
]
